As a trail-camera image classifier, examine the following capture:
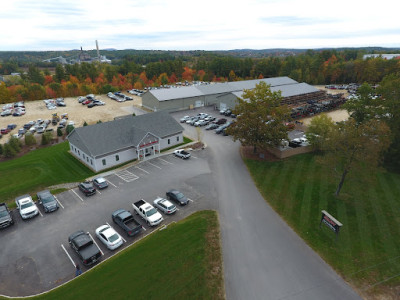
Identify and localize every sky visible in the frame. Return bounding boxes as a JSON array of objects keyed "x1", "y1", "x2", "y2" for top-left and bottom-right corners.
[{"x1": 1, "y1": 0, "x2": 399, "y2": 51}]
